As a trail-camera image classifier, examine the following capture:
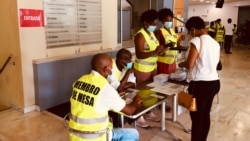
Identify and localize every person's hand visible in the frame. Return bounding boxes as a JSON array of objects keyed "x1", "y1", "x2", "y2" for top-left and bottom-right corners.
[
  {"x1": 155, "y1": 45, "x2": 165, "y2": 55},
  {"x1": 179, "y1": 34, "x2": 185, "y2": 41},
  {"x1": 126, "y1": 68, "x2": 134, "y2": 74},
  {"x1": 178, "y1": 62, "x2": 185, "y2": 68},
  {"x1": 133, "y1": 95, "x2": 143, "y2": 105}
]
